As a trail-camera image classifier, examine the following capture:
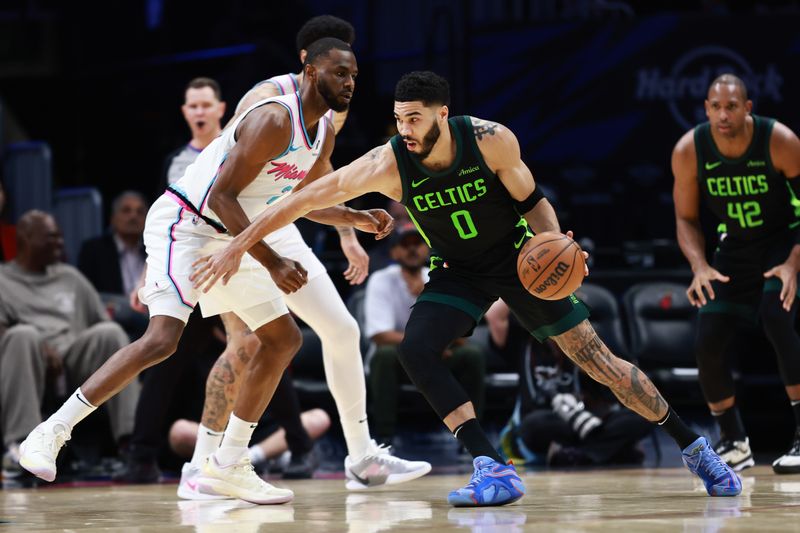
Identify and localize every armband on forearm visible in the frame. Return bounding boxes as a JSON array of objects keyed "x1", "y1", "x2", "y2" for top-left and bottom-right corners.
[{"x1": 514, "y1": 186, "x2": 545, "y2": 215}]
